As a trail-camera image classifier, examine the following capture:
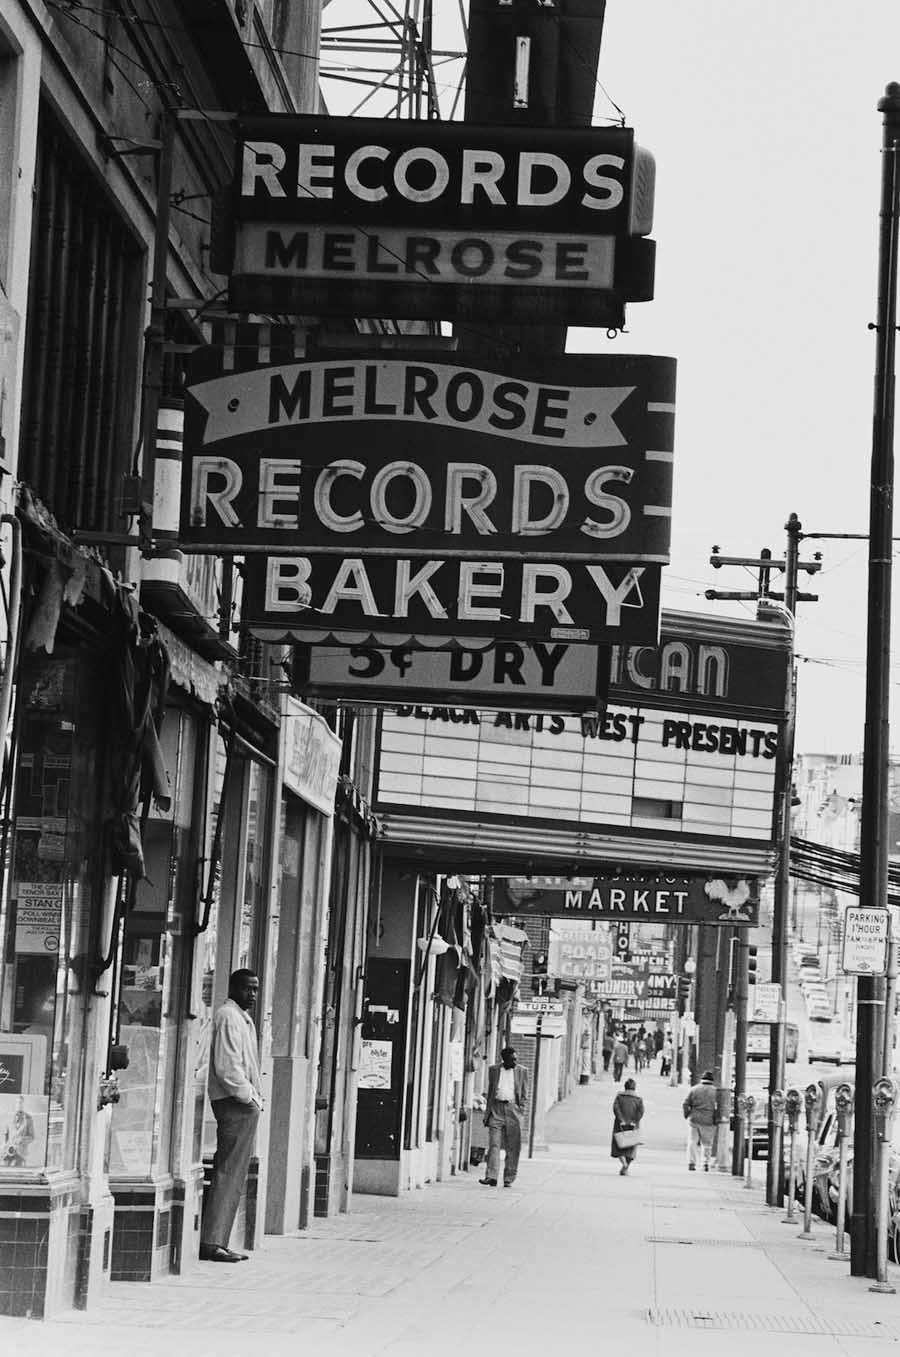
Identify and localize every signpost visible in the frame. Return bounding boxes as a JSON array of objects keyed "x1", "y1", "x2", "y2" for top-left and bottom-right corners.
[
  {"x1": 751, "y1": 981, "x2": 782, "y2": 1023},
  {"x1": 842, "y1": 907, "x2": 890, "y2": 975}
]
